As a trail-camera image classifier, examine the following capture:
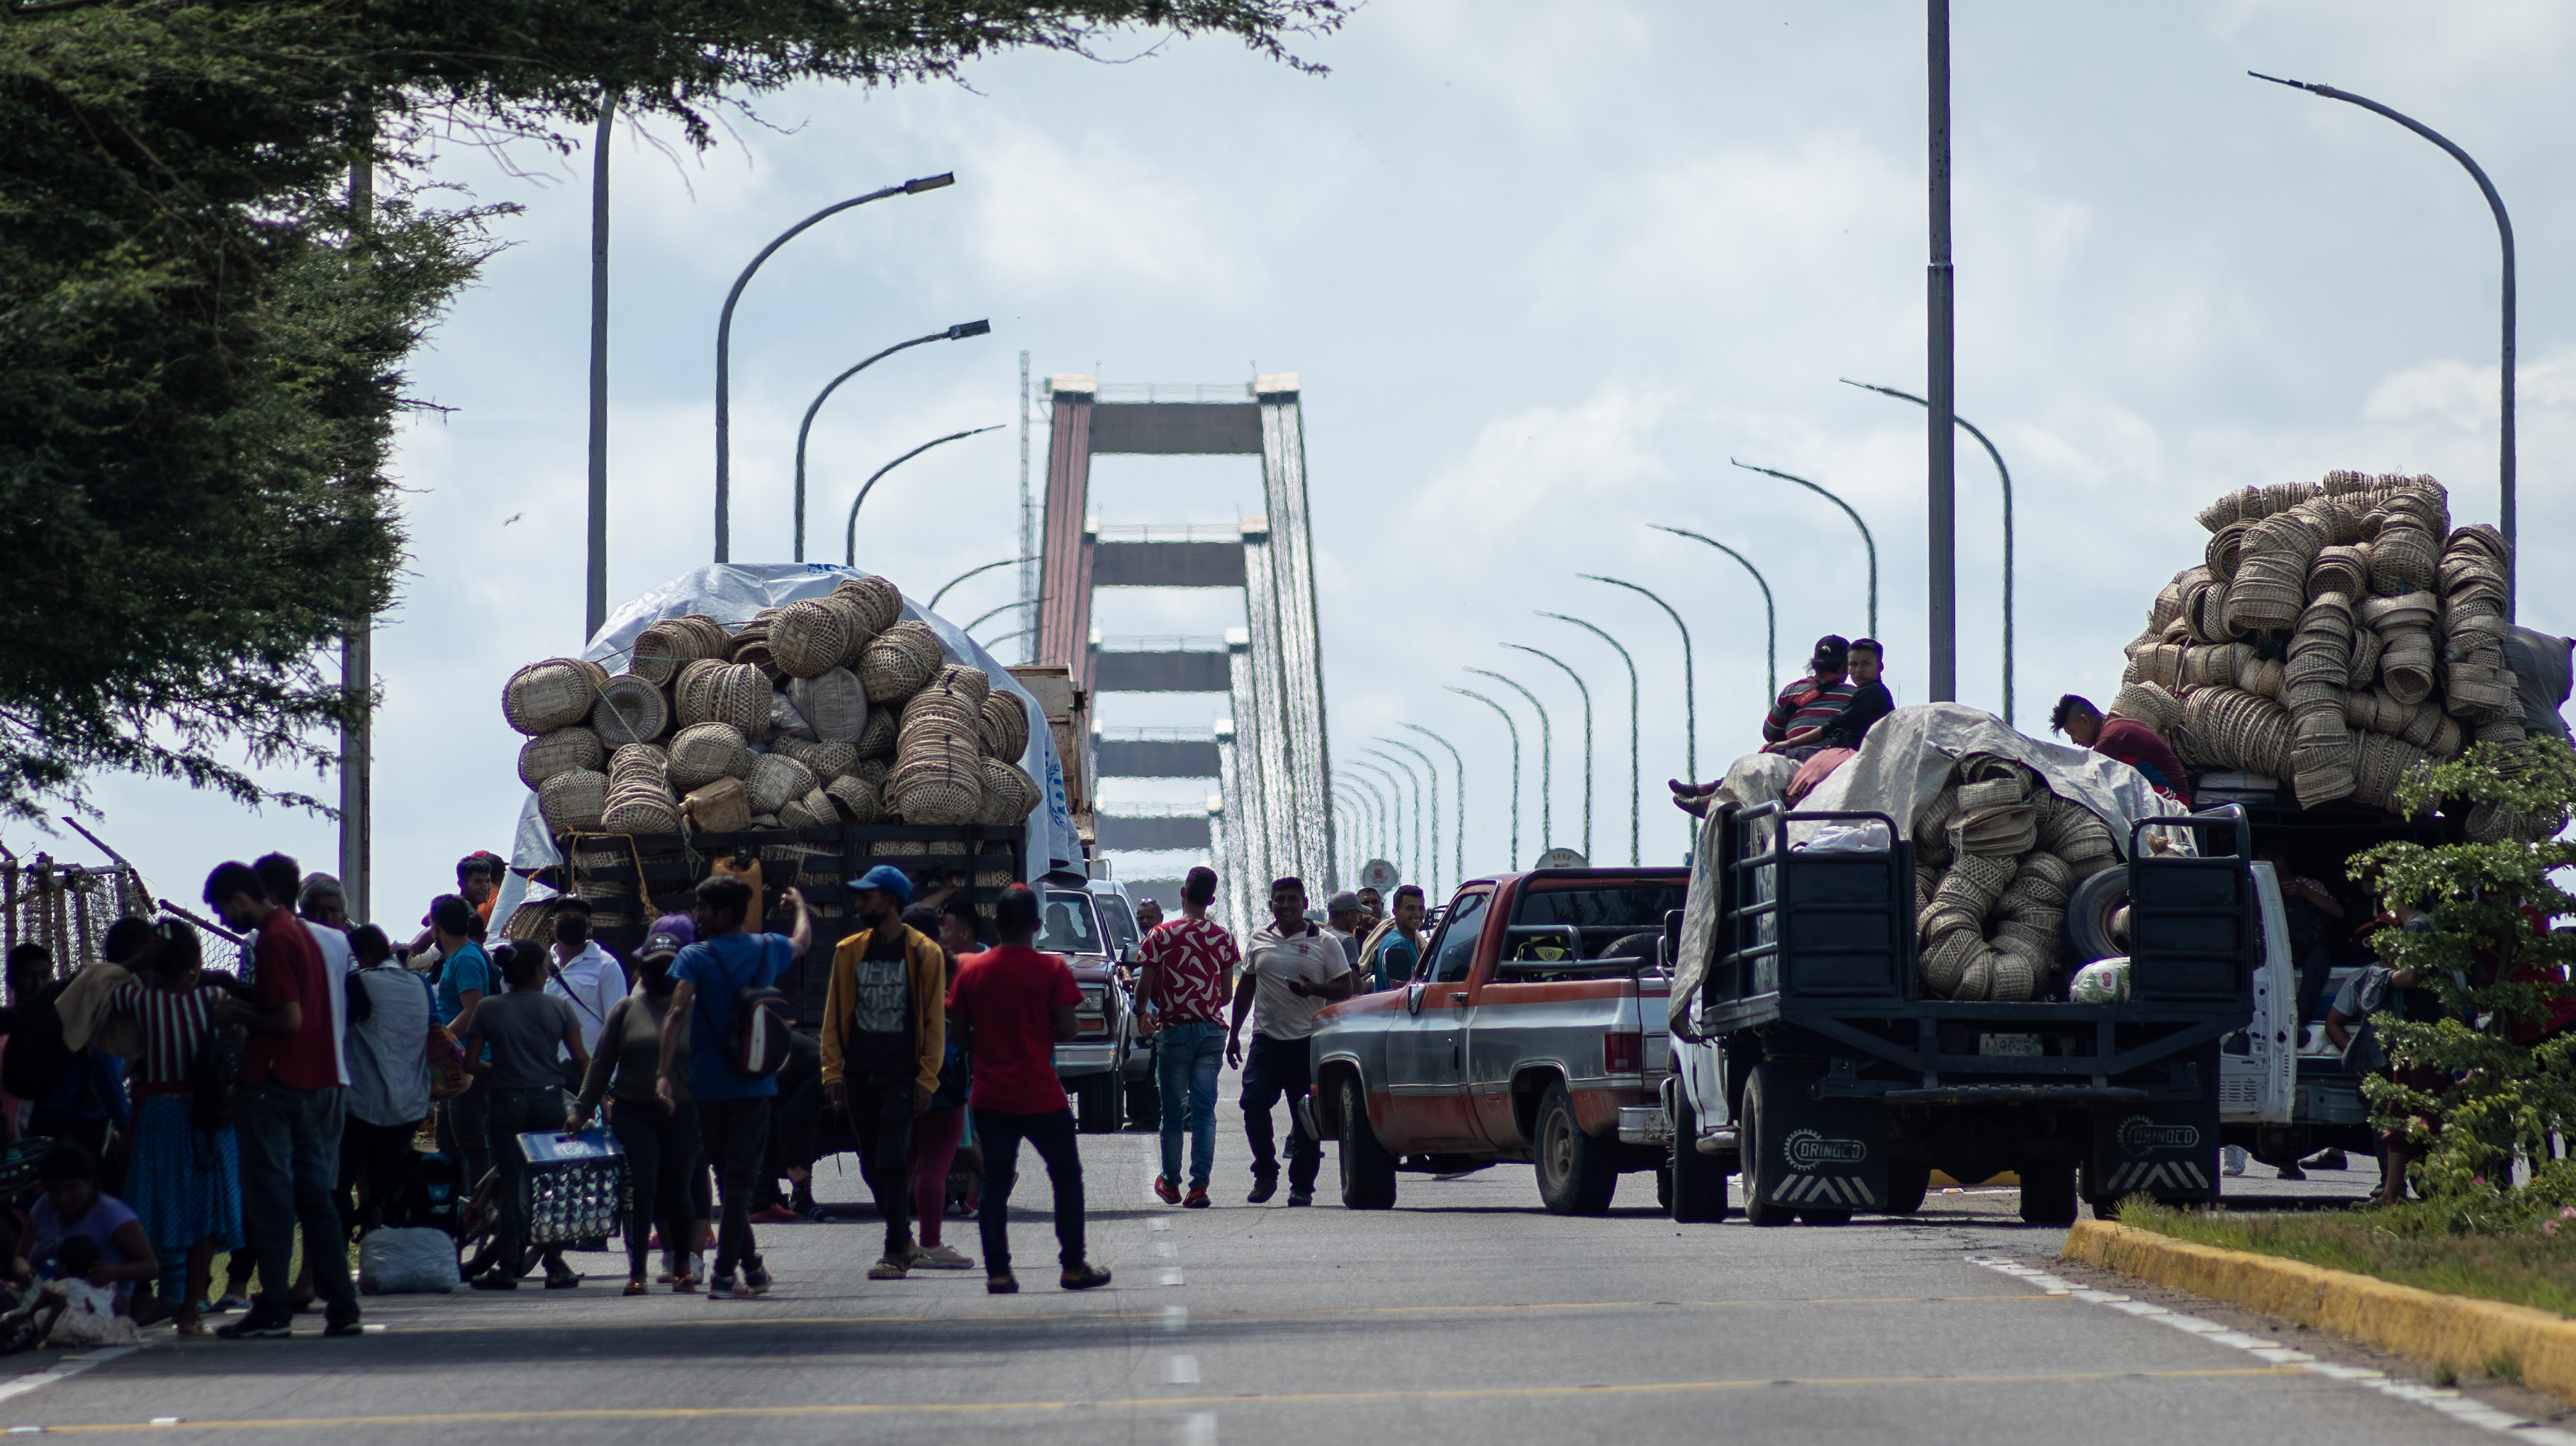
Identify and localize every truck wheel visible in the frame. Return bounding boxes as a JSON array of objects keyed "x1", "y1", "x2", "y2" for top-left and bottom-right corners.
[
  {"x1": 2019, "y1": 1159, "x2": 2079, "y2": 1226},
  {"x1": 1738, "y1": 1065, "x2": 1793, "y2": 1226},
  {"x1": 1336, "y1": 1075, "x2": 1398, "y2": 1210},
  {"x1": 1668, "y1": 1087, "x2": 1730, "y2": 1223},
  {"x1": 1533, "y1": 1081, "x2": 1618, "y2": 1215},
  {"x1": 1885, "y1": 1162, "x2": 1930, "y2": 1216},
  {"x1": 1075, "y1": 1075, "x2": 1120, "y2": 1133},
  {"x1": 1125, "y1": 1075, "x2": 1163, "y2": 1131},
  {"x1": 2063, "y1": 869, "x2": 2132, "y2": 965}
]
